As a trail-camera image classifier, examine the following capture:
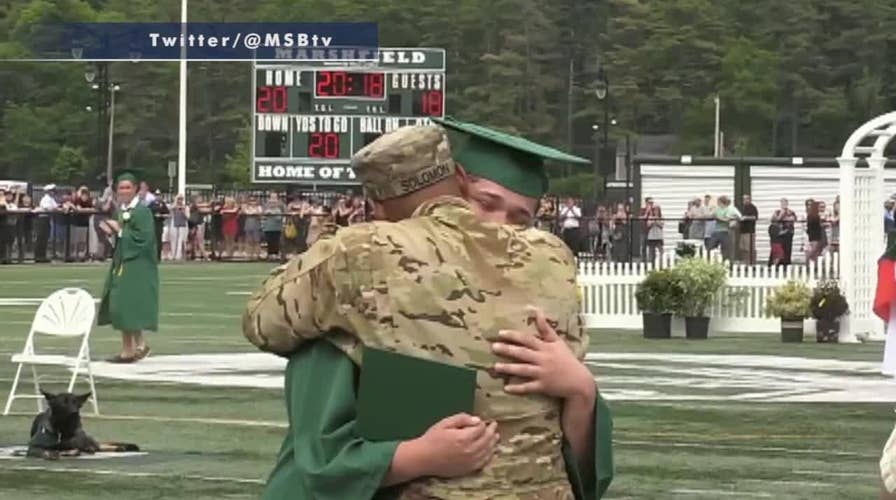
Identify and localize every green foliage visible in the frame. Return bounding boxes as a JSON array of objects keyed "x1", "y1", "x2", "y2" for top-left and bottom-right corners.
[
  {"x1": 1, "y1": 0, "x2": 896, "y2": 184},
  {"x1": 222, "y1": 127, "x2": 252, "y2": 187},
  {"x1": 809, "y1": 279, "x2": 849, "y2": 321},
  {"x1": 670, "y1": 257, "x2": 728, "y2": 317},
  {"x1": 635, "y1": 267, "x2": 684, "y2": 314},
  {"x1": 766, "y1": 280, "x2": 812, "y2": 320},
  {"x1": 548, "y1": 172, "x2": 598, "y2": 198},
  {"x1": 51, "y1": 145, "x2": 87, "y2": 185},
  {"x1": 676, "y1": 242, "x2": 697, "y2": 259}
]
